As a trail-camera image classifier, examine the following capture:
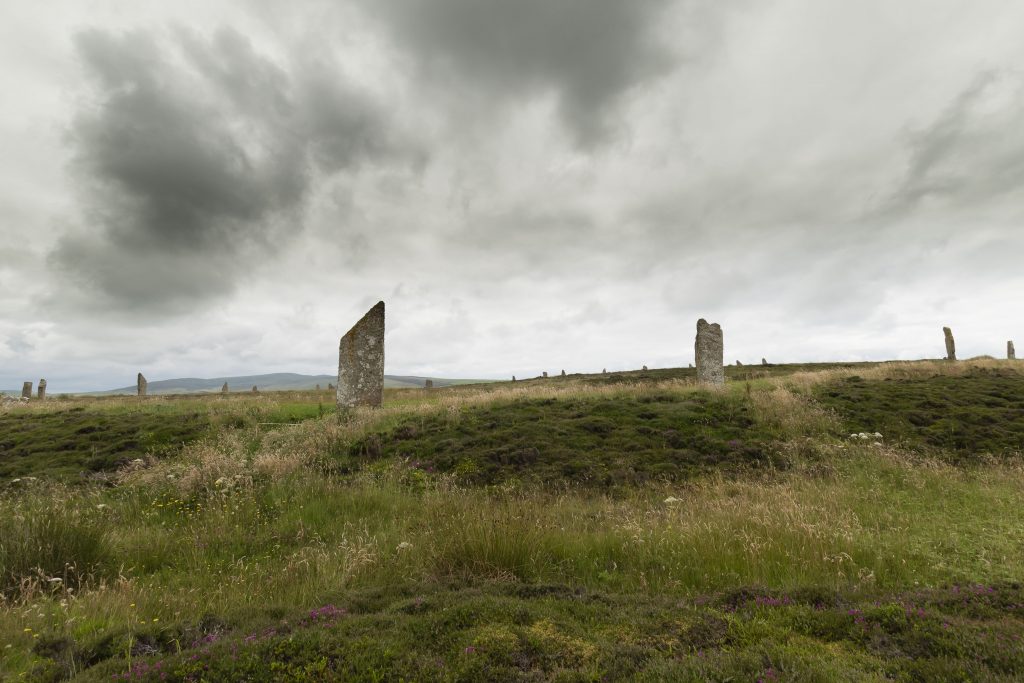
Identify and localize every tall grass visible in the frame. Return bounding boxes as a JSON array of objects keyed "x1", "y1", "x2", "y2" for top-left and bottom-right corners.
[
  {"x1": 2, "y1": 359, "x2": 1023, "y2": 678},
  {"x1": 4, "y1": 449, "x2": 1023, "y2": 616}
]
